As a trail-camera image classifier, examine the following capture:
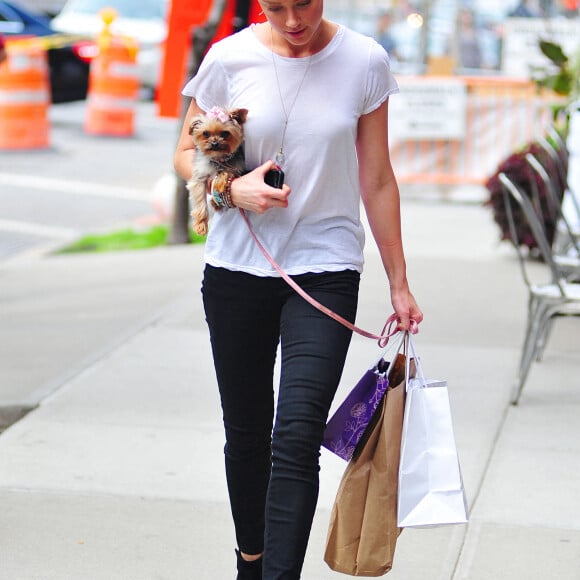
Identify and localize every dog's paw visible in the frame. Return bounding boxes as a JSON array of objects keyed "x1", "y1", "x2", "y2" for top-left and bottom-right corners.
[
  {"x1": 192, "y1": 219, "x2": 208, "y2": 237},
  {"x1": 191, "y1": 203, "x2": 209, "y2": 236}
]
